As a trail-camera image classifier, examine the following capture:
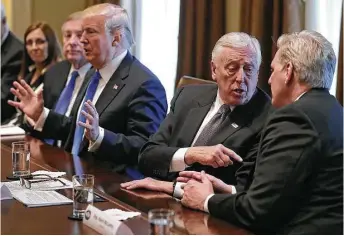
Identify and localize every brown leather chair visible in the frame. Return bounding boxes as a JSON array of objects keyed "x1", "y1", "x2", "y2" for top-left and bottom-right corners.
[{"x1": 177, "y1": 75, "x2": 216, "y2": 88}]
